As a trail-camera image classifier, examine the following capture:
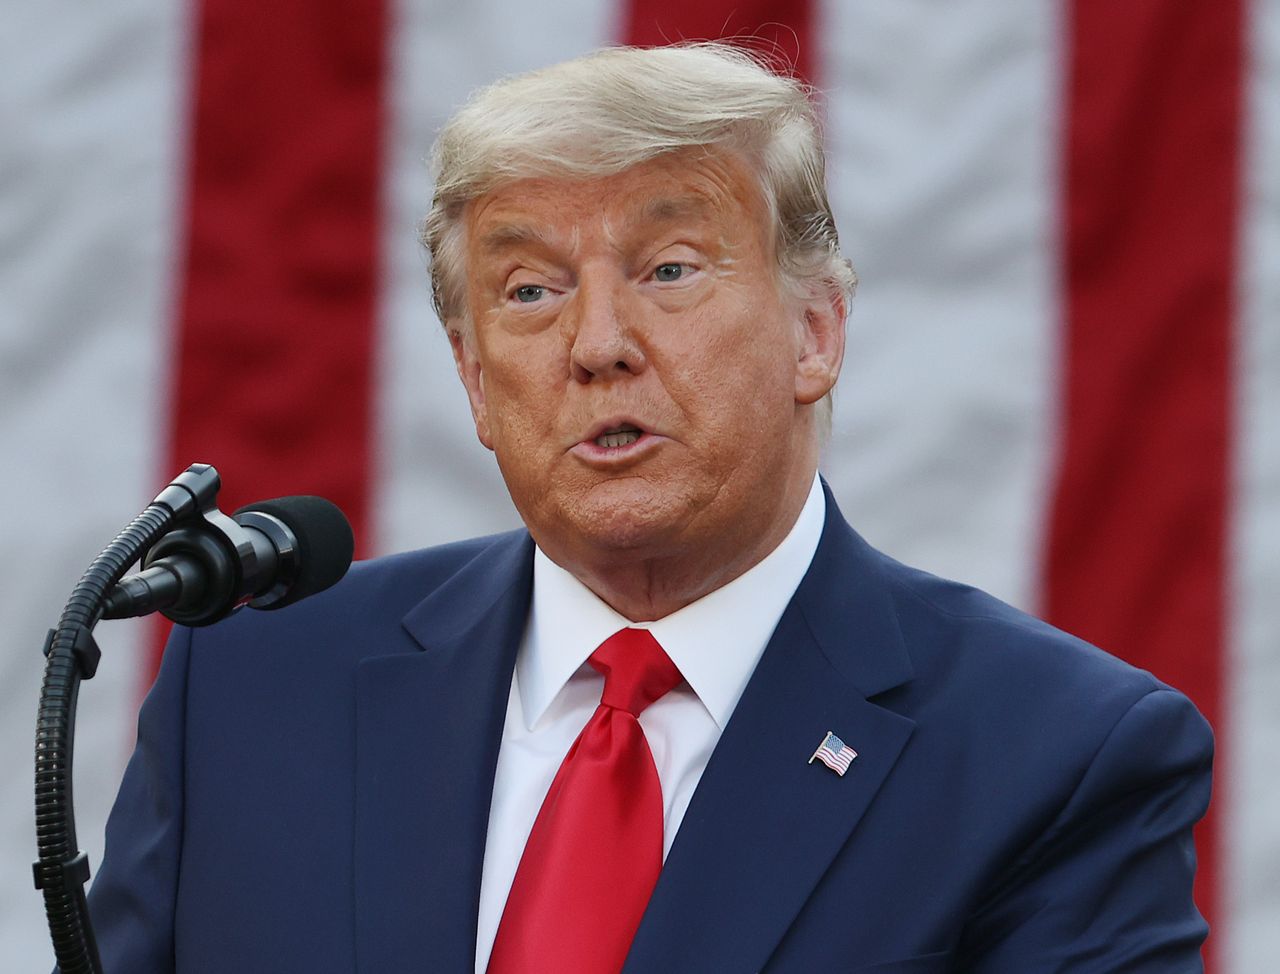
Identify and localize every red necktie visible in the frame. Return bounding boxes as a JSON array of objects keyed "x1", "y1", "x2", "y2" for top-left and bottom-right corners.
[{"x1": 487, "y1": 628, "x2": 682, "y2": 974}]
